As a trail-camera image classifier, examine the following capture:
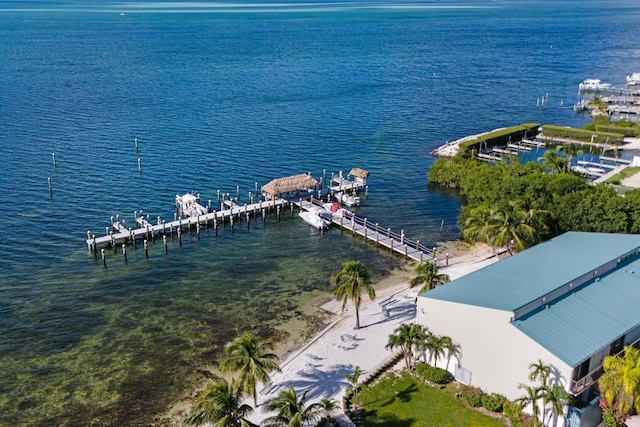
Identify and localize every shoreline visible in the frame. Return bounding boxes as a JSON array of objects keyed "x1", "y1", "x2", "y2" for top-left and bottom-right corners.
[{"x1": 160, "y1": 239, "x2": 498, "y2": 426}]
